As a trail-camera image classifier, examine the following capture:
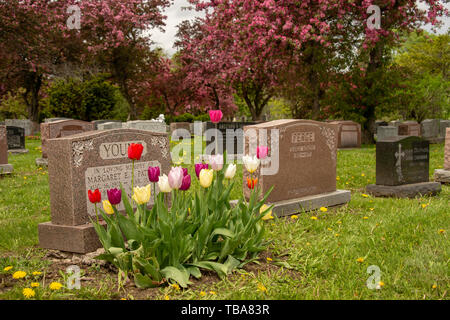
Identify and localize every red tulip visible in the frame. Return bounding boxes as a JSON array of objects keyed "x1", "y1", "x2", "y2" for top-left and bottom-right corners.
[
  {"x1": 209, "y1": 110, "x2": 223, "y2": 123},
  {"x1": 246, "y1": 178, "x2": 258, "y2": 190},
  {"x1": 88, "y1": 189, "x2": 101, "y2": 204},
  {"x1": 128, "y1": 143, "x2": 144, "y2": 161}
]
